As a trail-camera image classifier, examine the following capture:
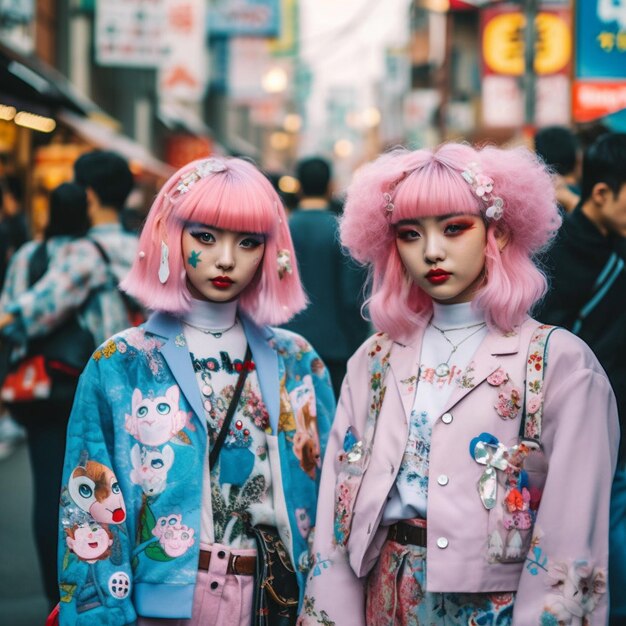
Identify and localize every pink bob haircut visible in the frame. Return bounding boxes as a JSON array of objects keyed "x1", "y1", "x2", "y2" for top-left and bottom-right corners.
[
  {"x1": 121, "y1": 157, "x2": 306, "y2": 326},
  {"x1": 340, "y1": 143, "x2": 562, "y2": 340}
]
